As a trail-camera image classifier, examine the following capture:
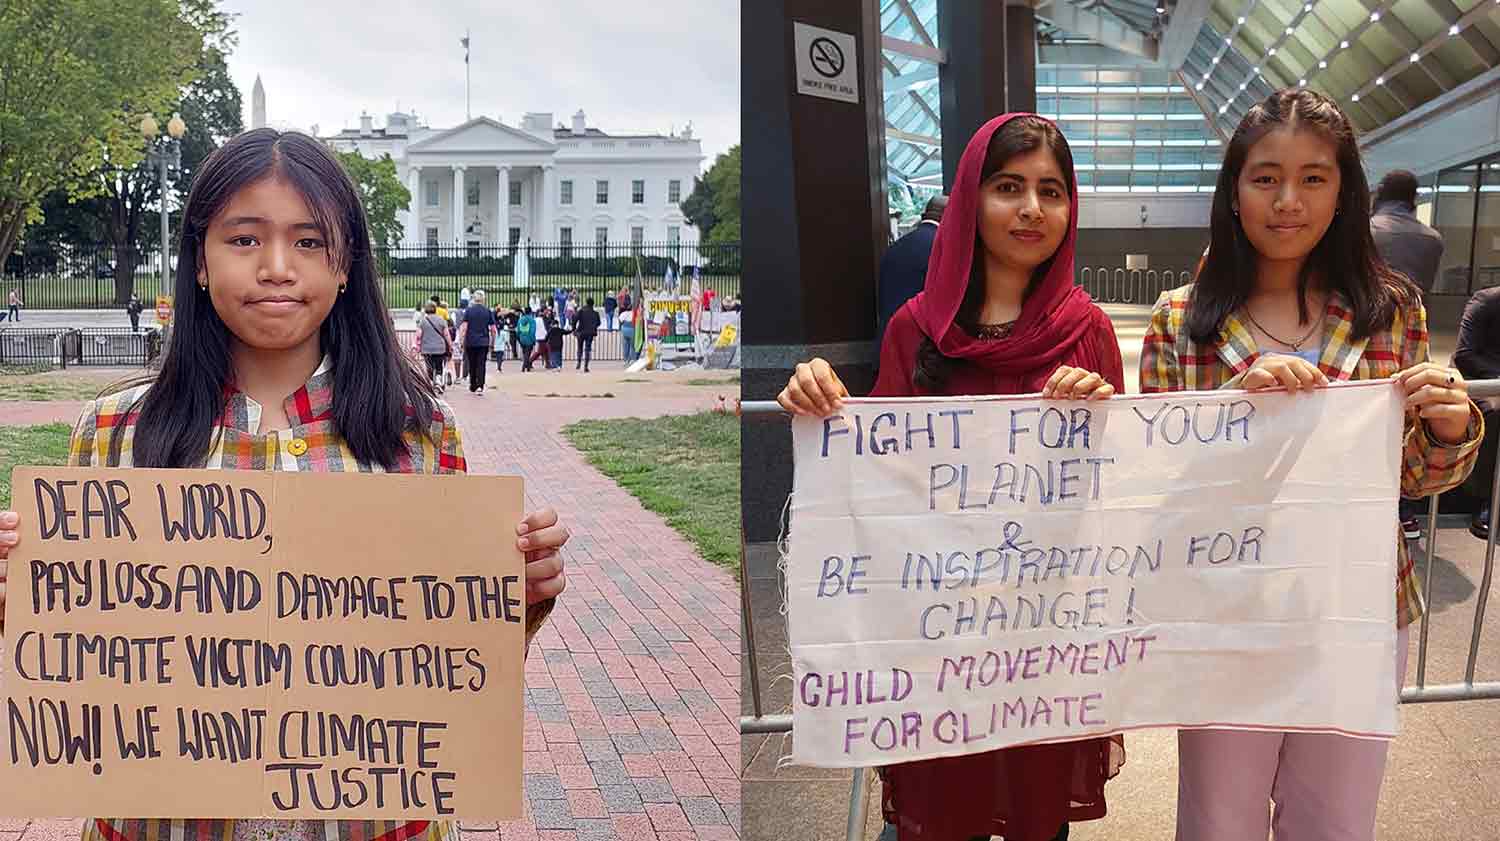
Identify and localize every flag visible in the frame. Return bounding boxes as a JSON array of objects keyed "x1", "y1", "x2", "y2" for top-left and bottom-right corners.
[
  {"x1": 460, "y1": 33, "x2": 469, "y2": 63},
  {"x1": 632, "y1": 257, "x2": 647, "y2": 355}
]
